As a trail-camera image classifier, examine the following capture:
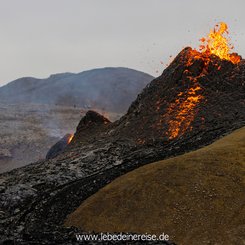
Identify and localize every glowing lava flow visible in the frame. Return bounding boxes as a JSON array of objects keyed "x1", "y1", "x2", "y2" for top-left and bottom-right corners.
[
  {"x1": 67, "y1": 134, "x2": 74, "y2": 144},
  {"x1": 166, "y1": 84, "x2": 203, "y2": 140}
]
